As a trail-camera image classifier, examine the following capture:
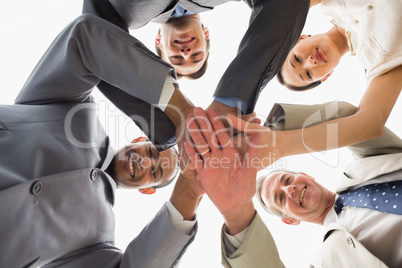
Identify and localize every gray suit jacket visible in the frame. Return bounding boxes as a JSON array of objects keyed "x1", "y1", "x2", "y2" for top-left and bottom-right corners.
[
  {"x1": 1, "y1": 14, "x2": 196, "y2": 267},
  {"x1": 221, "y1": 101, "x2": 401, "y2": 267},
  {"x1": 107, "y1": 0, "x2": 310, "y2": 113}
]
